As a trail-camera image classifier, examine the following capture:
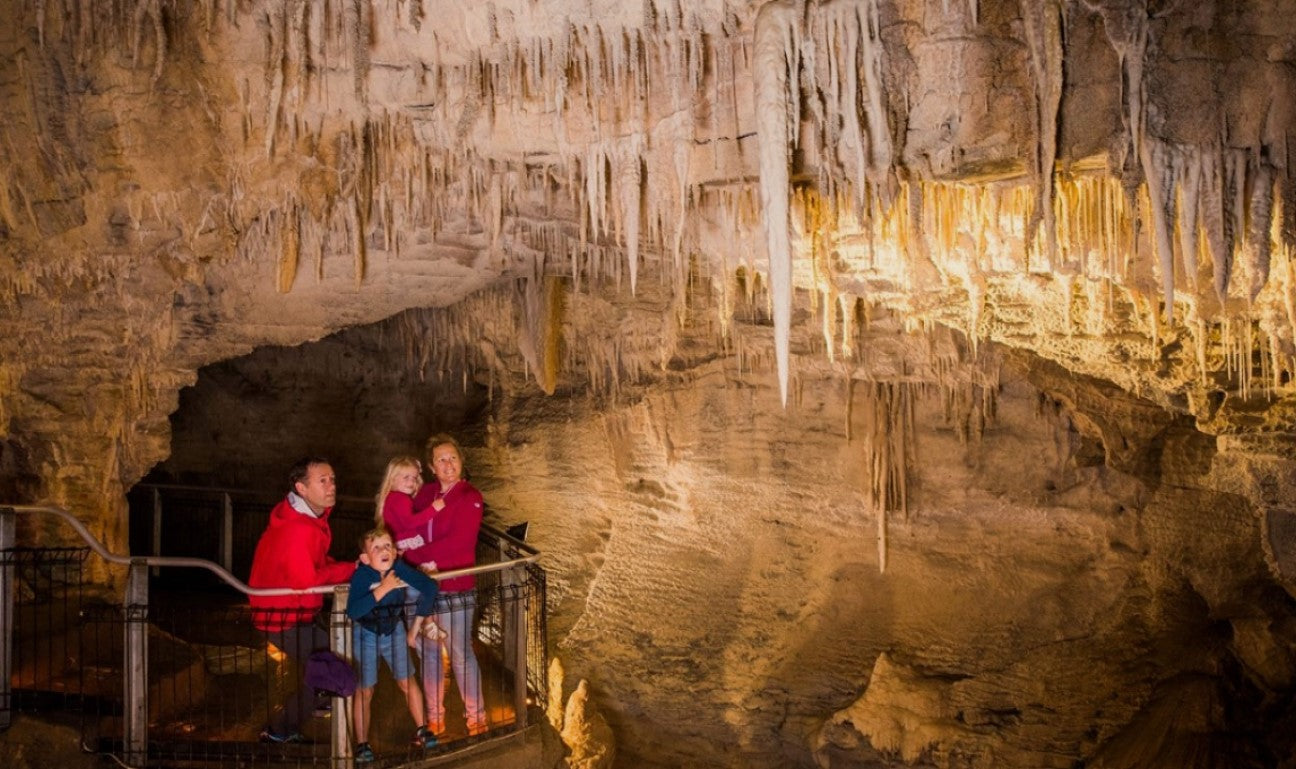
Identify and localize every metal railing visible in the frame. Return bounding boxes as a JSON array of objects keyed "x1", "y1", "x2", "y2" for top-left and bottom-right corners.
[{"x1": 1, "y1": 499, "x2": 547, "y2": 768}]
